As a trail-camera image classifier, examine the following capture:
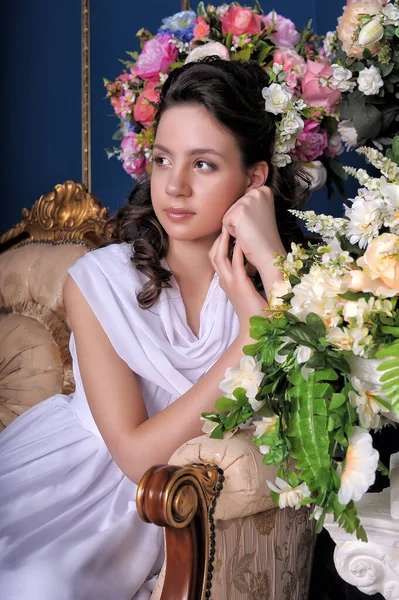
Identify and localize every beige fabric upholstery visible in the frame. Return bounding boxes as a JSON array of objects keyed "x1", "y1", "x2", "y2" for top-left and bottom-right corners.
[
  {"x1": 0, "y1": 242, "x2": 89, "y2": 429},
  {"x1": 0, "y1": 242, "x2": 88, "y2": 316},
  {"x1": 151, "y1": 430, "x2": 316, "y2": 599}
]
